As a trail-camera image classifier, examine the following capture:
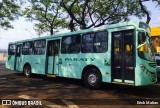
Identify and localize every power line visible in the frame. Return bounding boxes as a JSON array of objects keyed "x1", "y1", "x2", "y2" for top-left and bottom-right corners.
[{"x1": 25, "y1": 29, "x2": 36, "y2": 38}]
